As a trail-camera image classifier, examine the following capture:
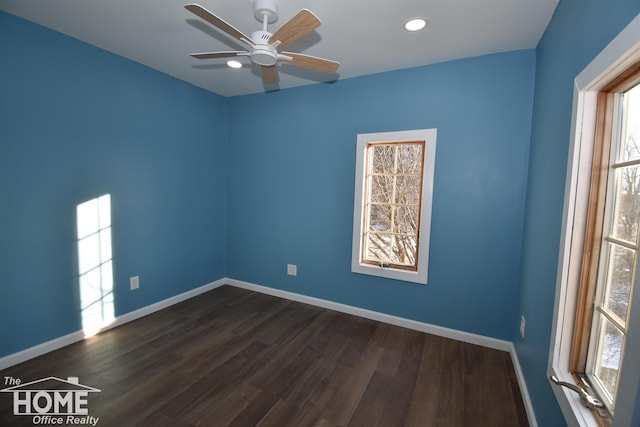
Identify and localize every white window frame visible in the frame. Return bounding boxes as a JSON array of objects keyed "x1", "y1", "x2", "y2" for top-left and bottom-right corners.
[
  {"x1": 351, "y1": 129, "x2": 437, "y2": 284},
  {"x1": 549, "y1": 13, "x2": 640, "y2": 427}
]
